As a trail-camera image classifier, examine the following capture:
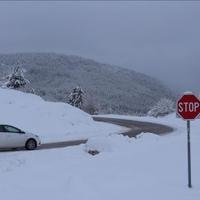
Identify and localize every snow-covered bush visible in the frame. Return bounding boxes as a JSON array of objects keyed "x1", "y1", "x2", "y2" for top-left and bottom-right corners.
[
  {"x1": 4, "y1": 66, "x2": 29, "y2": 89},
  {"x1": 83, "y1": 102, "x2": 98, "y2": 115},
  {"x1": 68, "y1": 86, "x2": 85, "y2": 109},
  {"x1": 147, "y1": 98, "x2": 175, "y2": 117},
  {"x1": 83, "y1": 96, "x2": 99, "y2": 115}
]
